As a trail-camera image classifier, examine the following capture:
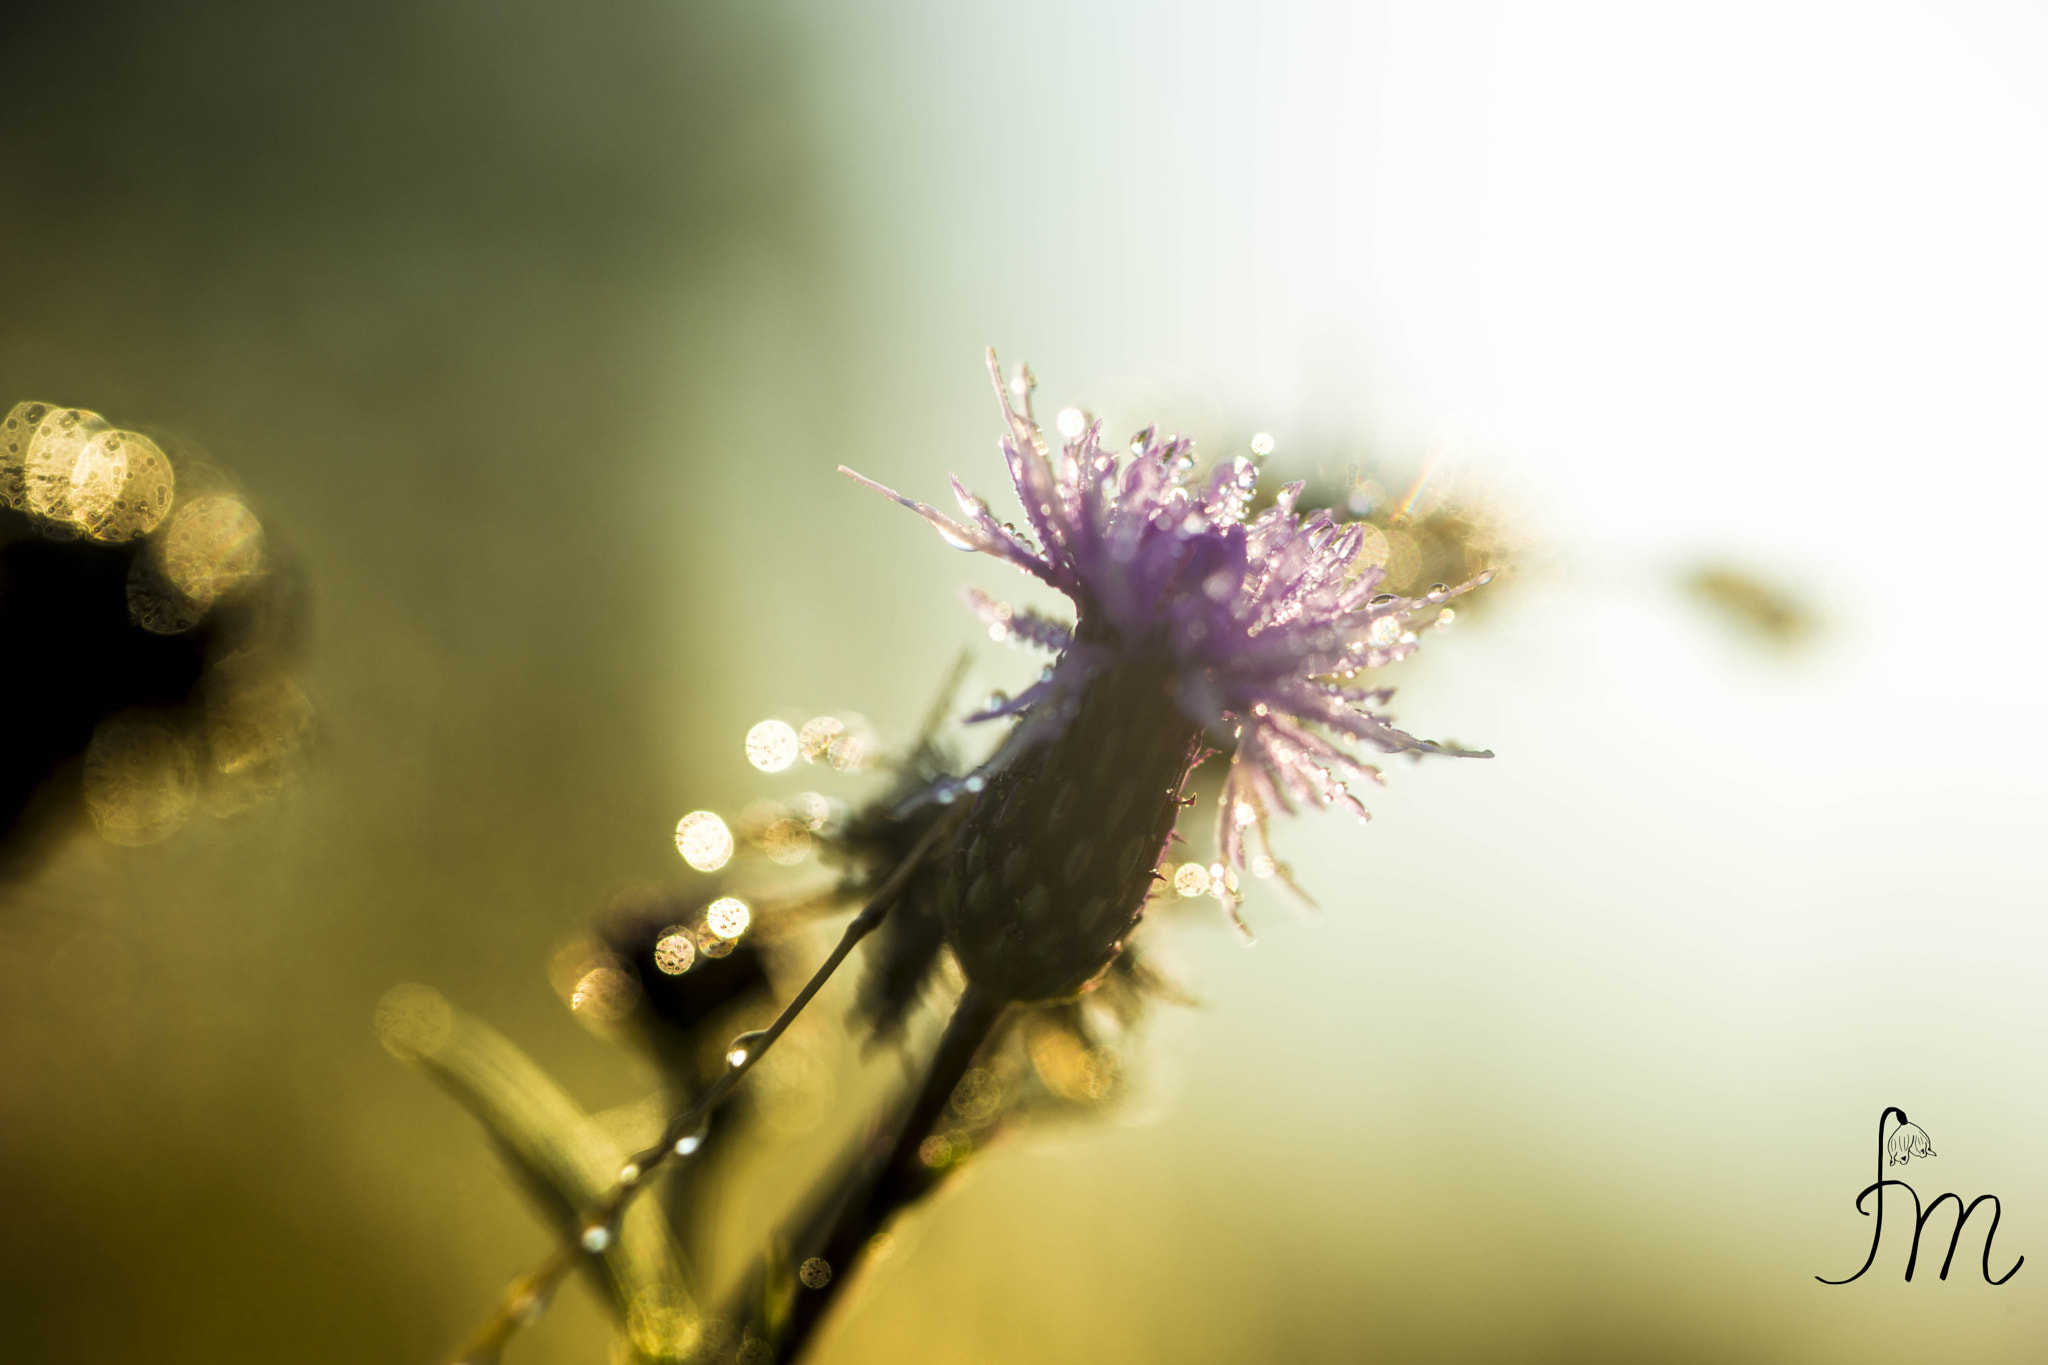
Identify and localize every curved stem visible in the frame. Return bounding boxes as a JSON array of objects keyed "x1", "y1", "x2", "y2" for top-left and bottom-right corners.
[
  {"x1": 447, "y1": 800, "x2": 971, "y2": 1365},
  {"x1": 775, "y1": 983, "x2": 1009, "y2": 1364}
]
